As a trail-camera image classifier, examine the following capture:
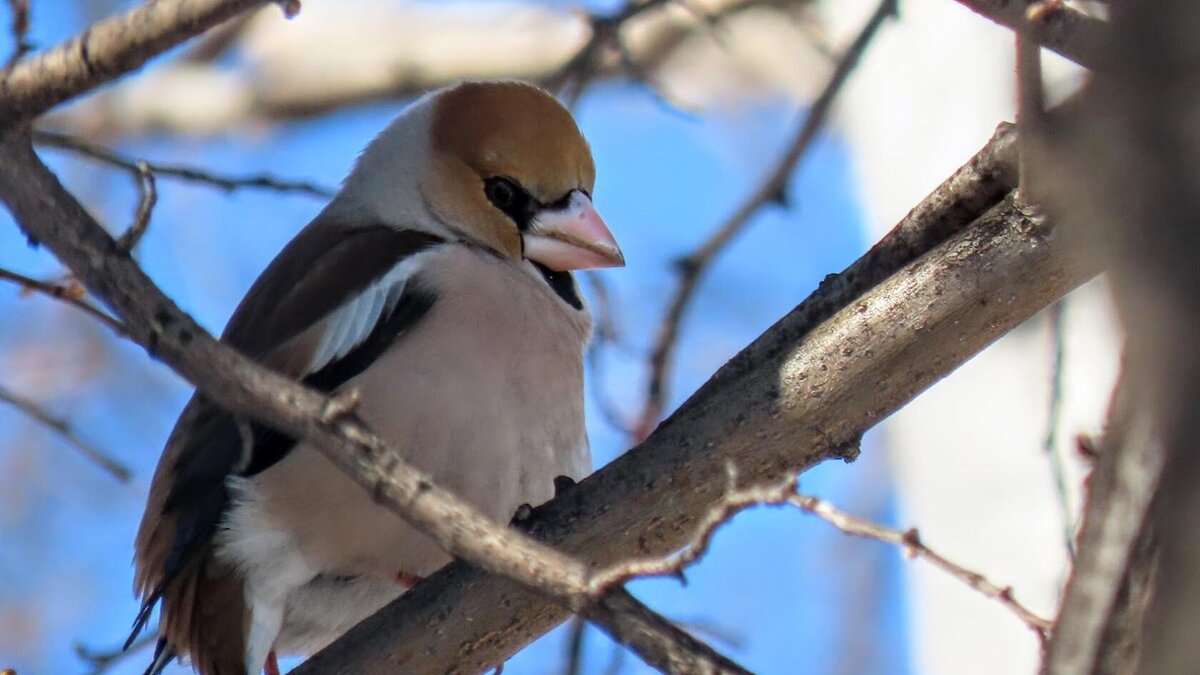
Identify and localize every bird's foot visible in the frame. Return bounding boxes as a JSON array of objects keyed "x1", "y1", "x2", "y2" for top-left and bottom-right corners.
[
  {"x1": 553, "y1": 475, "x2": 576, "y2": 497},
  {"x1": 264, "y1": 651, "x2": 281, "y2": 675}
]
